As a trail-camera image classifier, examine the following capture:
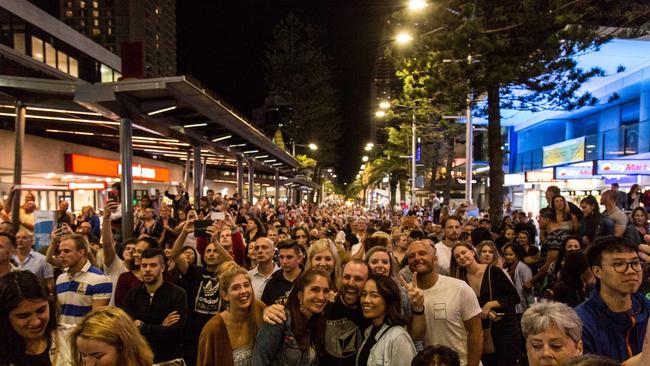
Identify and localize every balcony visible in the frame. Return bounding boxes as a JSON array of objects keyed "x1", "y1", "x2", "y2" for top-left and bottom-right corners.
[{"x1": 513, "y1": 119, "x2": 650, "y2": 173}]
